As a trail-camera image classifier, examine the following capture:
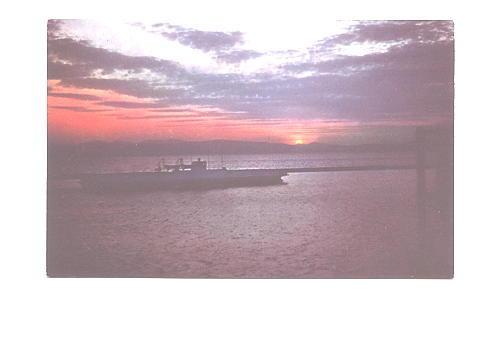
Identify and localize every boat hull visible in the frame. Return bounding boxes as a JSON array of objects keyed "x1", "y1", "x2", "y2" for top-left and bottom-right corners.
[{"x1": 80, "y1": 169, "x2": 288, "y2": 192}]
